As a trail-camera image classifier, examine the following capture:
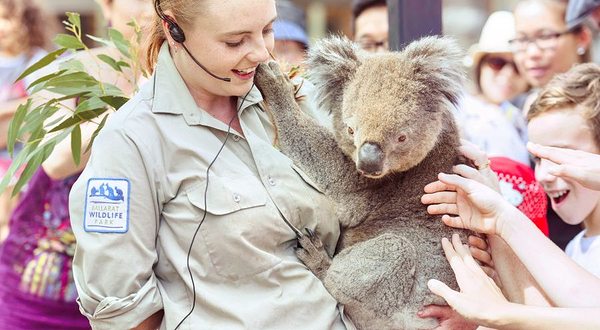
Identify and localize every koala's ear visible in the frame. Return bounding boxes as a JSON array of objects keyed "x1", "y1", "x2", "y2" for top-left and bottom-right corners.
[
  {"x1": 305, "y1": 35, "x2": 362, "y2": 112},
  {"x1": 401, "y1": 36, "x2": 466, "y2": 107}
]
